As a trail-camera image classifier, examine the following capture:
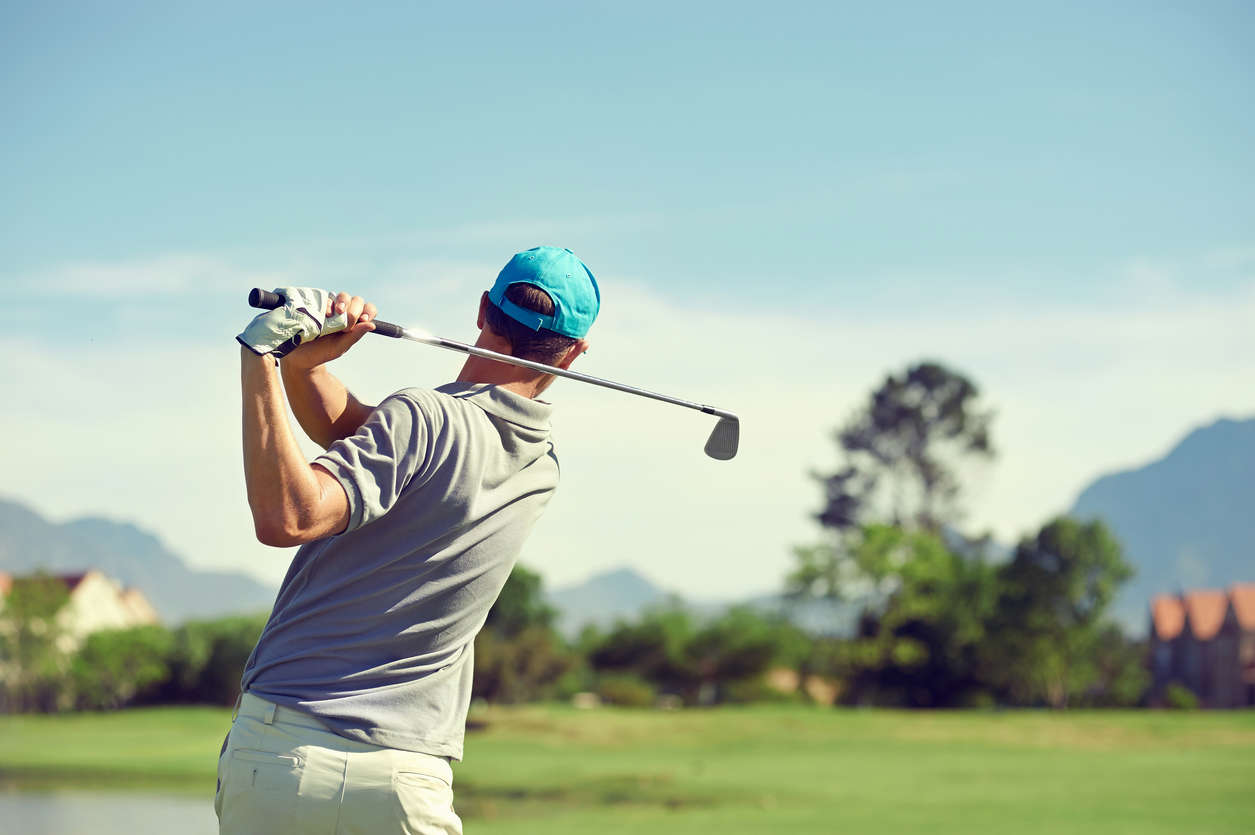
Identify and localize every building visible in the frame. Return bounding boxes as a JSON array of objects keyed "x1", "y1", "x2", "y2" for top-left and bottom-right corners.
[
  {"x1": 1149, "y1": 583, "x2": 1255, "y2": 708},
  {"x1": 0, "y1": 569, "x2": 160, "y2": 652}
]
